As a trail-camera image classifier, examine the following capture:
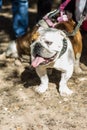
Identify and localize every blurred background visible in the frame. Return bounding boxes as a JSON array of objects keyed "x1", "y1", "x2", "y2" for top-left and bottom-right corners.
[{"x1": 0, "y1": 0, "x2": 61, "y2": 42}]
